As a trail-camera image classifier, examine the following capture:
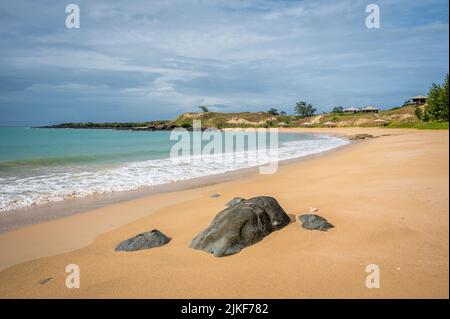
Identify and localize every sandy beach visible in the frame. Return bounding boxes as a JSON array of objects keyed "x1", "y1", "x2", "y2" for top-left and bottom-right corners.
[{"x1": 0, "y1": 127, "x2": 448, "y2": 298}]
